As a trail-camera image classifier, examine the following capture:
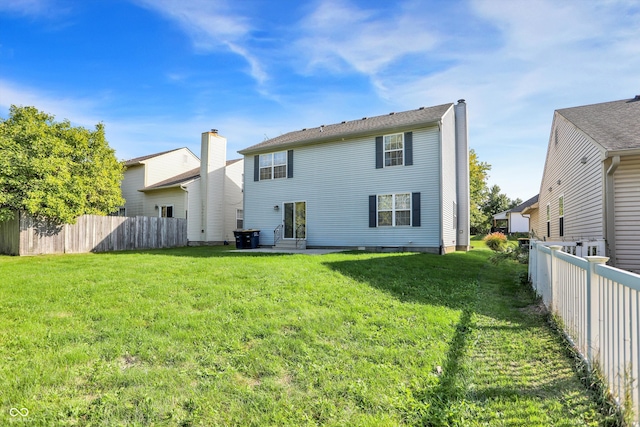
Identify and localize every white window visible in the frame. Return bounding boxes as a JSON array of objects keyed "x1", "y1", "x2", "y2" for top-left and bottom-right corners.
[
  {"x1": 236, "y1": 209, "x2": 244, "y2": 229},
  {"x1": 160, "y1": 205, "x2": 174, "y2": 218},
  {"x1": 546, "y1": 203, "x2": 550, "y2": 237},
  {"x1": 384, "y1": 133, "x2": 404, "y2": 167},
  {"x1": 559, "y1": 195, "x2": 564, "y2": 237},
  {"x1": 259, "y1": 151, "x2": 287, "y2": 180},
  {"x1": 377, "y1": 193, "x2": 411, "y2": 226}
]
